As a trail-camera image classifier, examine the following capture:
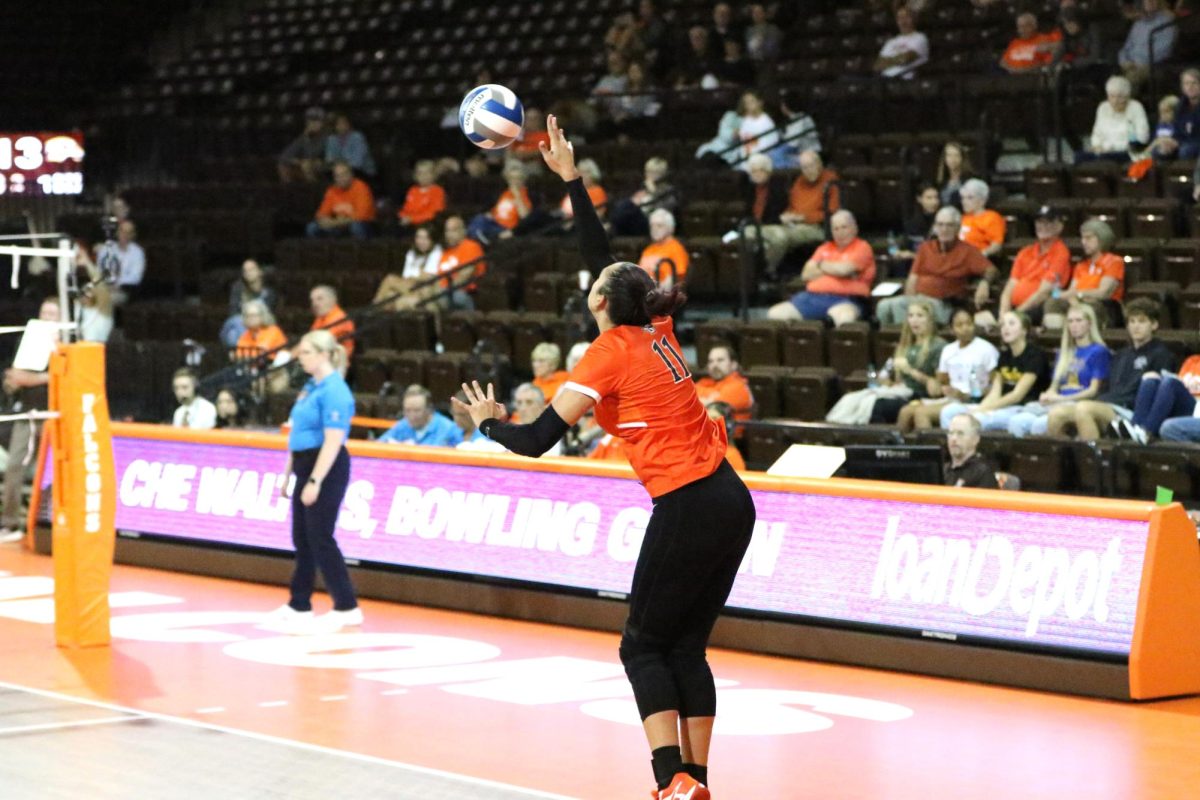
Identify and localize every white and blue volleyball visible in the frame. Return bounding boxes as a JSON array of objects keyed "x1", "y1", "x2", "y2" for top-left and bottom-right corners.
[{"x1": 459, "y1": 84, "x2": 525, "y2": 150}]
